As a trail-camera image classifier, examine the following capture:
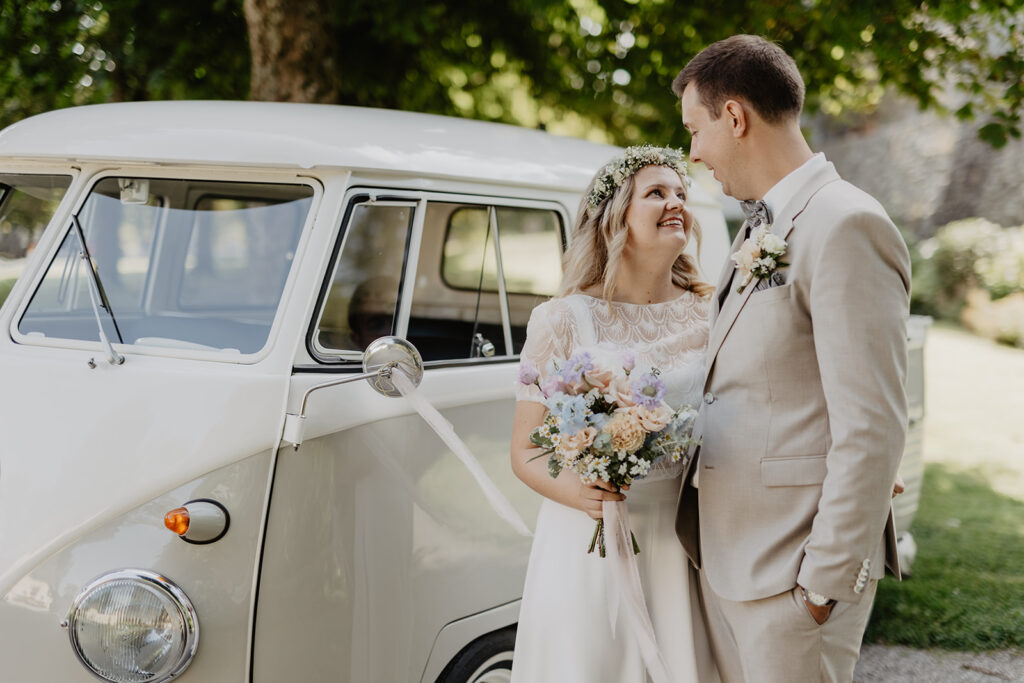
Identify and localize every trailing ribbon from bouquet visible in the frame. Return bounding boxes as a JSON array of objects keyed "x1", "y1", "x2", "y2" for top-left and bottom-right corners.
[
  {"x1": 604, "y1": 499, "x2": 673, "y2": 683},
  {"x1": 391, "y1": 368, "x2": 533, "y2": 537}
]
